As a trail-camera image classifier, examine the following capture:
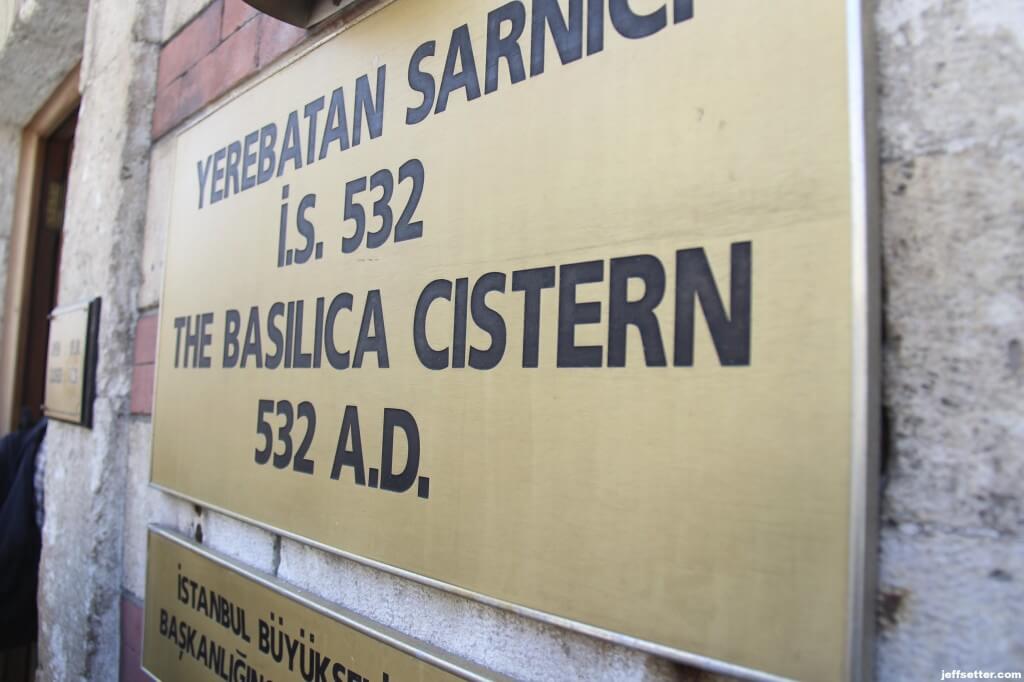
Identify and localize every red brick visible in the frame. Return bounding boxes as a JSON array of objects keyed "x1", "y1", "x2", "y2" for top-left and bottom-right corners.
[
  {"x1": 122, "y1": 593, "x2": 144, "y2": 640},
  {"x1": 152, "y1": 72, "x2": 203, "y2": 139},
  {"x1": 222, "y1": 0, "x2": 259, "y2": 39},
  {"x1": 152, "y1": 17, "x2": 259, "y2": 138},
  {"x1": 257, "y1": 14, "x2": 308, "y2": 68},
  {"x1": 130, "y1": 363, "x2": 155, "y2": 415},
  {"x1": 157, "y1": 0, "x2": 223, "y2": 90},
  {"x1": 133, "y1": 313, "x2": 159, "y2": 365},
  {"x1": 120, "y1": 594, "x2": 147, "y2": 682},
  {"x1": 197, "y1": 16, "x2": 260, "y2": 101}
]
